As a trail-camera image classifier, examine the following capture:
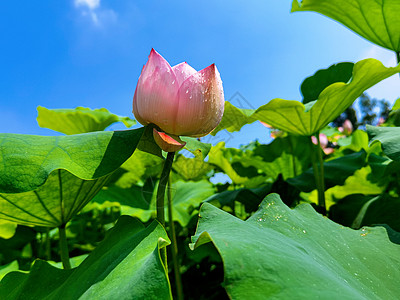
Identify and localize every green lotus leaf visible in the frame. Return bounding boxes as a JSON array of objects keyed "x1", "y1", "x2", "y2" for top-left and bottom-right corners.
[
  {"x1": 241, "y1": 135, "x2": 312, "y2": 180},
  {"x1": 307, "y1": 166, "x2": 386, "y2": 208},
  {"x1": 301, "y1": 62, "x2": 354, "y2": 104},
  {"x1": 0, "y1": 128, "x2": 143, "y2": 193},
  {"x1": 212, "y1": 59, "x2": 400, "y2": 136},
  {"x1": 0, "y1": 261, "x2": 19, "y2": 280},
  {"x1": 287, "y1": 150, "x2": 367, "y2": 192},
  {"x1": 172, "y1": 153, "x2": 213, "y2": 182},
  {"x1": 0, "y1": 128, "x2": 143, "y2": 226},
  {"x1": 191, "y1": 194, "x2": 400, "y2": 299},
  {"x1": 211, "y1": 101, "x2": 255, "y2": 135},
  {"x1": 252, "y1": 59, "x2": 400, "y2": 135},
  {"x1": 0, "y1": 220, "x2": 18, "y2": 239},
  {"x1": 180, "y1": 137, "x2": 212, "y2": 160},
  {"x1": 0, "y1": 216, "x2": 172, "y2": 300},
  {"x1": 292, "y1": 0, "x2": 400, "y2": 52},
  {"x1": 0, "y1": 170, "x2": 108, "y2": 227},
  {"x1": 368, "y1": 125, "x2": 400, "y2": 160},
  {"x1": 37, "y1": 106, "x2": 135, "y2": 135}
]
